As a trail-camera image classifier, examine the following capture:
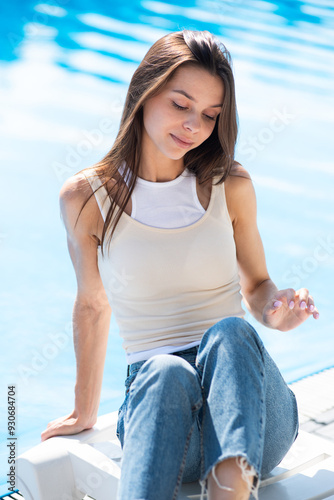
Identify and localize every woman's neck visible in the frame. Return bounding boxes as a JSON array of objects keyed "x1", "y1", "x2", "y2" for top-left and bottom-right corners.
[
  {"x1": 138, "y1": 134, "x2": 186, "y2": 182},
  {"x1": 138, "y1": 161, "x2": 186, "y2": 183}
]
